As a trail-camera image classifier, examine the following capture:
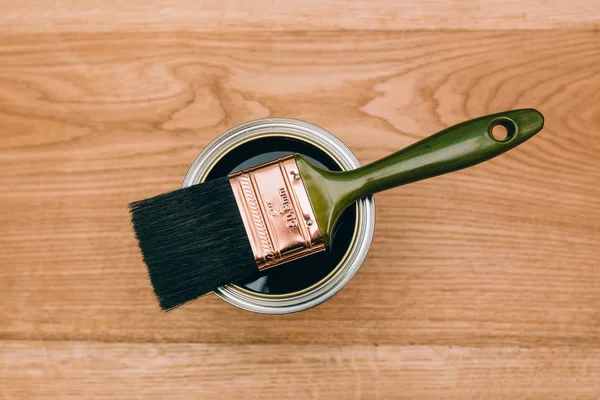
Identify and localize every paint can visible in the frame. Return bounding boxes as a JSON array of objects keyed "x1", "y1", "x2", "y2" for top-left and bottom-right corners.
[{"x1": 183, "y1": 118, "x2": 375, "y2": 314}]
